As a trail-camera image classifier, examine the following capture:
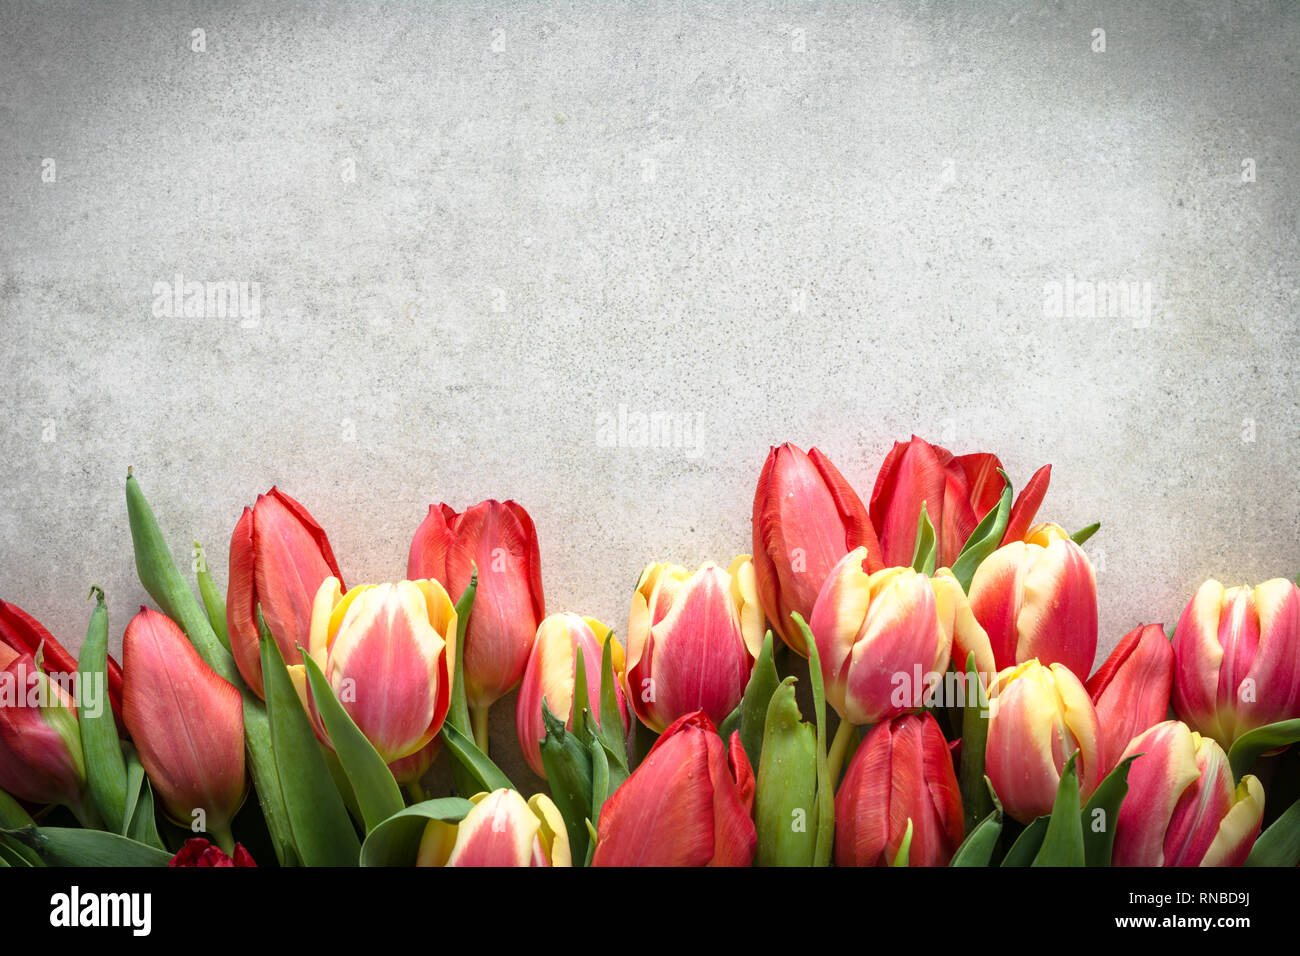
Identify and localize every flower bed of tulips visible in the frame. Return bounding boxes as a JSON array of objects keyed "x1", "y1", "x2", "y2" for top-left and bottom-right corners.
[{"x1": 1, "y1": 435, "x2": 1297, "y2": 869}]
